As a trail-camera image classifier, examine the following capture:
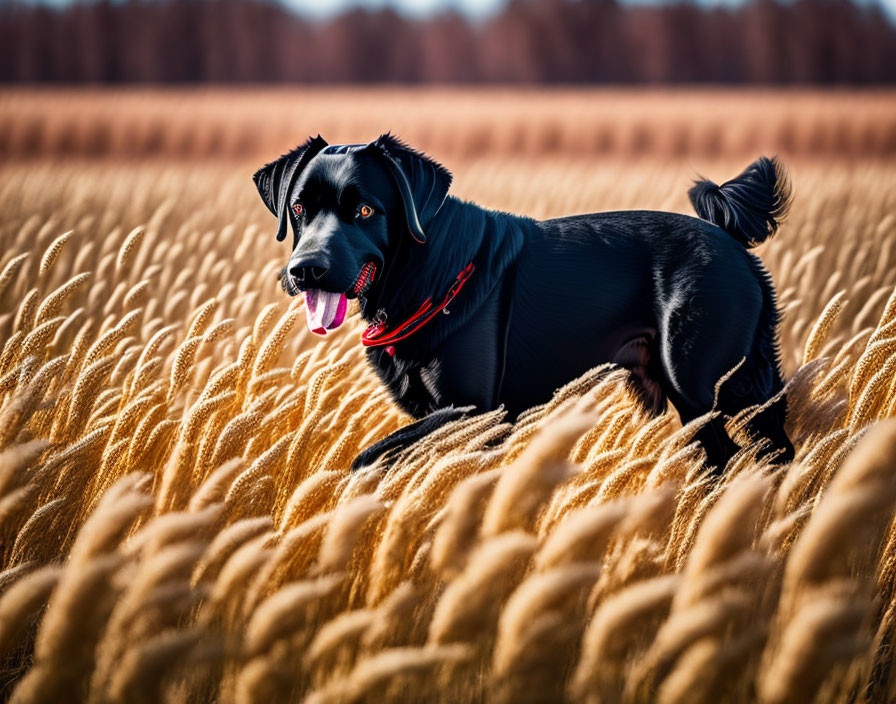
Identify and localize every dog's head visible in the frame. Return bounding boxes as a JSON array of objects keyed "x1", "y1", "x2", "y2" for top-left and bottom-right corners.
[{"x1": 252, "y1": 134, "x2": 452, "y2": 334}]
